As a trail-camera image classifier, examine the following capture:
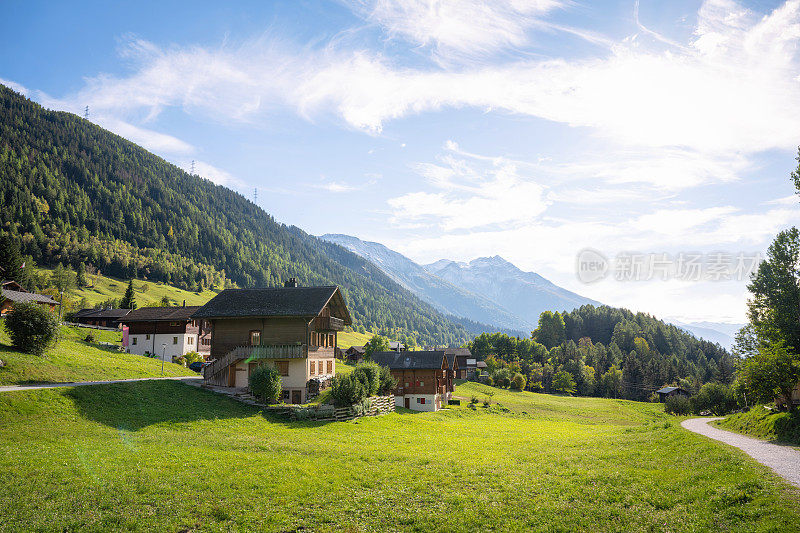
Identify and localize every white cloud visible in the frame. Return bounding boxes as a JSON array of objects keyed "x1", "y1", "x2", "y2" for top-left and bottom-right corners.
[
  {"x1": 319, "y1": 181, "x2": 356, "y2": 192},
  {"x1": 343, "y1": 0, "x2": 564, "y2": 60},
  {"x1": 188, "y1": 160, "x2": 245, "y2": 188},
  {"x1": 101, "y1": 117, "x2": 194, "y2": 154}
]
